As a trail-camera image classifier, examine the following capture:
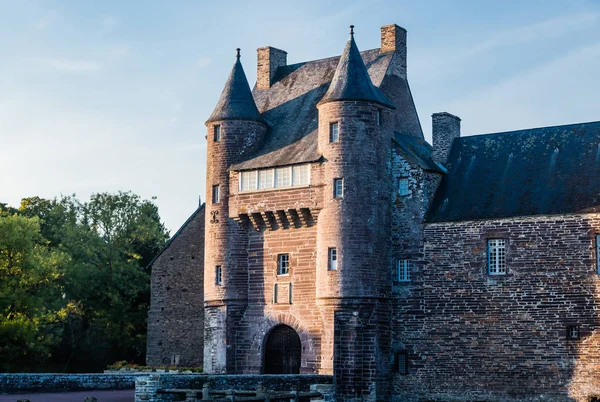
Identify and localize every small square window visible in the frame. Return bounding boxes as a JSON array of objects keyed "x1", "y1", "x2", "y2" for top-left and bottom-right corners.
[
  {"x1": 376, "y1": 110, "x2": 382, "y2": 126},
  {"x1": 394, "y1": 350, "x2": 408, "y2": 375},
  {"x1": 212, "y1": 185, "x2": 220, "y2": 204},
  {"x1": 396, "y1": 259, "x2": 411, "y2": 282},
  {"x1": 330, "y1": 122, "x2": 339, "y2": 143},
  {"x1": 277, "y1": 254, "x2": 289, "y2": 275},
  {"x1": 214, "y1": 125, "x2": 221, "y2": 142},
  {"x1": 333, "y1": 178, "x2": 344, "y2": 198},
  {"x1": 215, "y1": 265, "x2": 222, "y2": 285},
  {"x1": 567, "y1": 325, "x2": 580, "y2": 340},
  {"x1": 398, "y1": 177, "x2": 409, "y2": 196},
  {"x1": 328, "y1": 248, "x2": 337, "y2": 271},
  {"x1": 488, "y1": 239, "x2": 507, "y2": 275}
]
